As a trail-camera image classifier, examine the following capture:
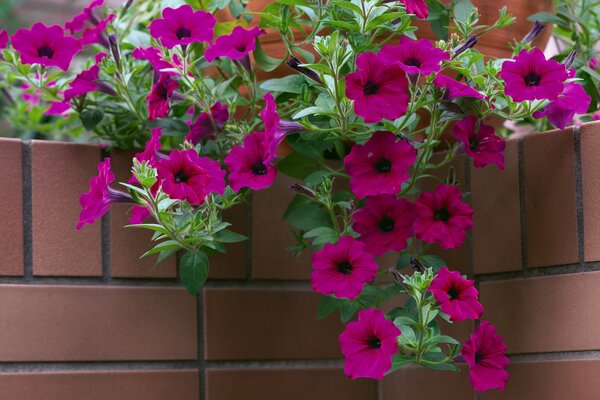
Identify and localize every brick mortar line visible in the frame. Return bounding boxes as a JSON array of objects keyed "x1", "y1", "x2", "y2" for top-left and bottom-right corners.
[
  {"x1": 517, "y1": 138, "x2": 528, "y2": 270},
  {"x1": 0, "y1": 361, "x2": 199, "y2": 373},
  {"x1": 22, "y1": 141, "x2": 33, "y2": 280},
  {"x1": 474, "y1": 261, "x2": 600, "y2": 282},
  {"x1": 204, "y1": 359, "x2": 344, "y2": 369},
  {"x1": 509, "y1": 350, "x2": 600, "y2": 362},
  {"x1": 573, "y1": 125, "x2": 585, "y2": 265}
]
